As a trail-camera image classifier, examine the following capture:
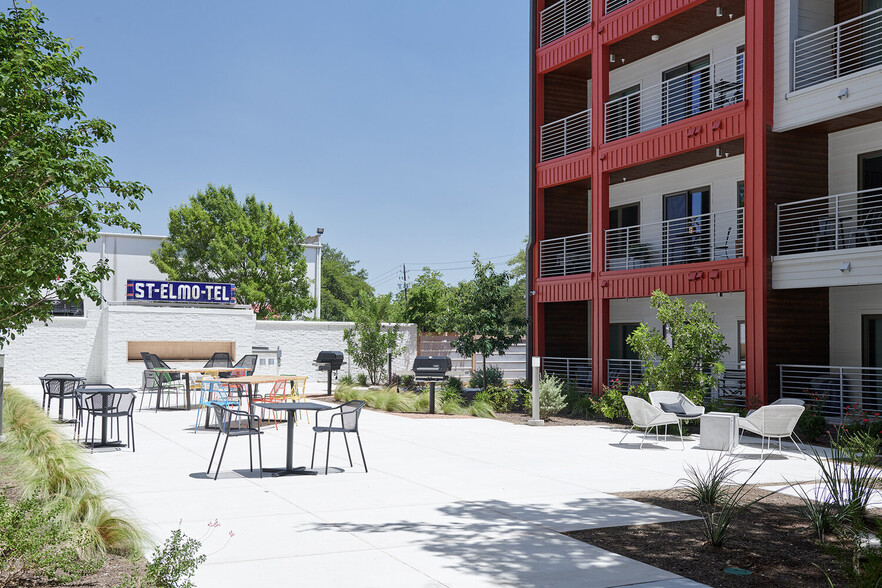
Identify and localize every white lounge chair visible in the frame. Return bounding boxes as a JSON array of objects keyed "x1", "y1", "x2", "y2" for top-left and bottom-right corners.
[
  {"x1": 621, "y1": 395, "x2": 684, "y2": 450},
  {"x1": 738, "y1": 404, "x2": 805, "y2": 457},
  {"x1": 648, "y1": 390, "x2": 705, "y2": 437}
]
